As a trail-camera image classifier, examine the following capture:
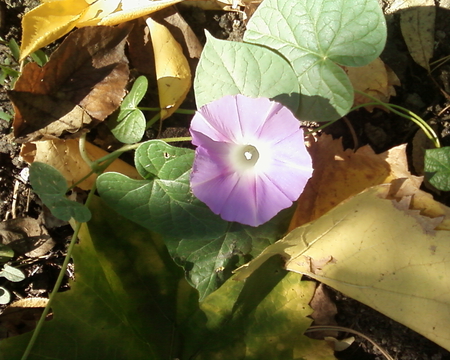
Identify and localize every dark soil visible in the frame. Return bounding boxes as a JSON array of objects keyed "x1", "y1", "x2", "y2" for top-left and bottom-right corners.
[{"x1": 1, "y1": 1, "x2": 450, "y2": 360}]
